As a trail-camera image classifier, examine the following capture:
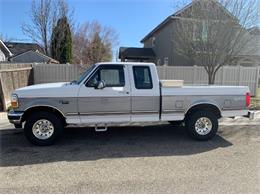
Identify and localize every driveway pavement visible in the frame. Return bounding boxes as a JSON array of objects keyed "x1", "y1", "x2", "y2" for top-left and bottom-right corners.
[{"x1": 0, "y1": 118, "x2": 259, "y2": 193}]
